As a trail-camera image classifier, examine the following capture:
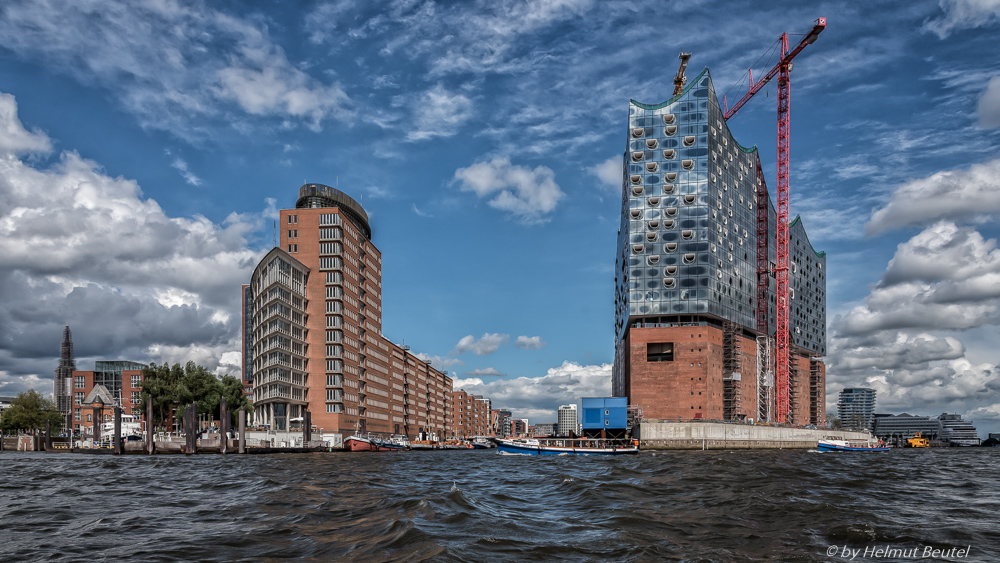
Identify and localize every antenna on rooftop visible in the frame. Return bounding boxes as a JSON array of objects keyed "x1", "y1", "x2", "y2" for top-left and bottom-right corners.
[{"x1": 273, "y1": 221, "x2": 276, "y2": 247}]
